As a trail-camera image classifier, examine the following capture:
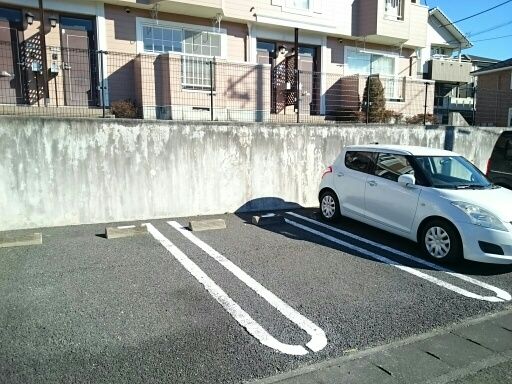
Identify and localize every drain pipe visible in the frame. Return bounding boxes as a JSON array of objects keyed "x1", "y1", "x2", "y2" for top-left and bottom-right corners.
[{"x1": 38, "y1": 0, "x2": 49, "y2": 107}]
